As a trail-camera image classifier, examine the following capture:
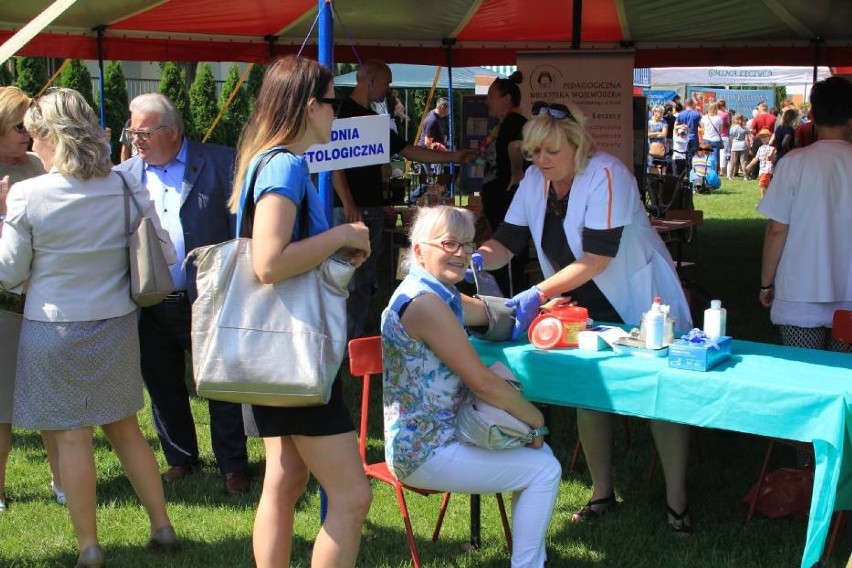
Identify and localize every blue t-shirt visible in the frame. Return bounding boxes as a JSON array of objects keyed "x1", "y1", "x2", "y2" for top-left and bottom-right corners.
[
  {"x1": 235, "y1": 148, "x2": 329, "y2": 241},
  {"x1": 675, "y1": 109, "x2": 702, "y2": 141}
]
